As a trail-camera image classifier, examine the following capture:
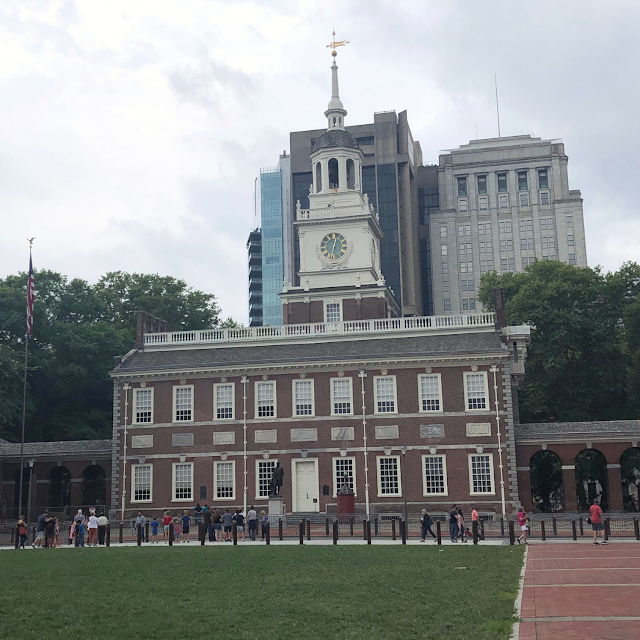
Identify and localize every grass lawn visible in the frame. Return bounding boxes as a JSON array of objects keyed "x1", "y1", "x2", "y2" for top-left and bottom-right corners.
[{"x1": 2, "y1": 545, "x2": 524, "y2": 639}]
